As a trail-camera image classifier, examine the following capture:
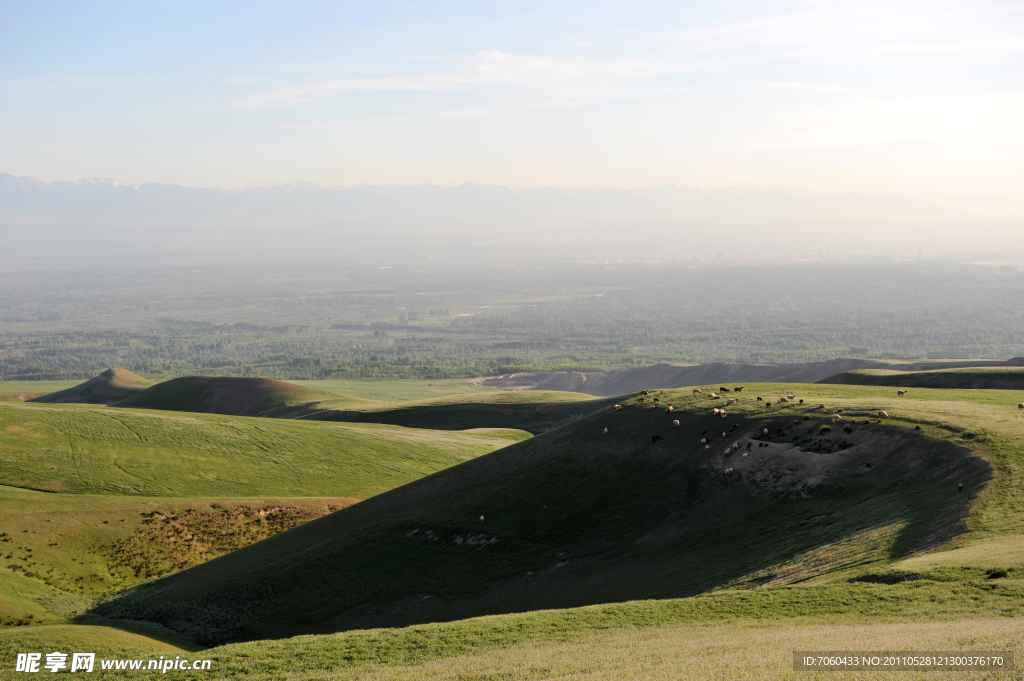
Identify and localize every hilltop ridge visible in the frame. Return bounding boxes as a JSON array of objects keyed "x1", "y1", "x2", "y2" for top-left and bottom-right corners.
[
  {"x1": 28, "y1": 367, "x2": 153, "y2": 405},
  {"x1": 114, "y1": 376, "x2": 360, "y2": 417}
]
